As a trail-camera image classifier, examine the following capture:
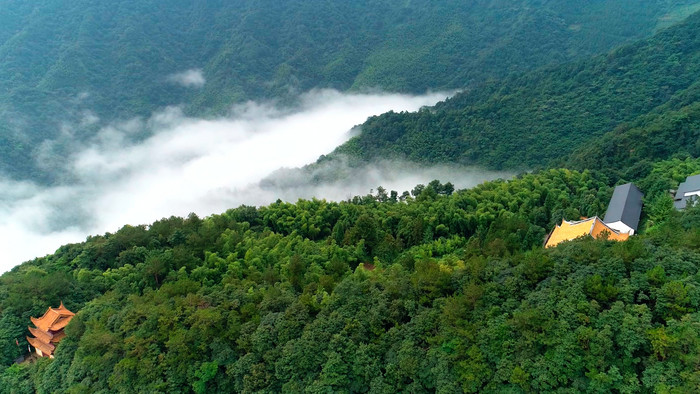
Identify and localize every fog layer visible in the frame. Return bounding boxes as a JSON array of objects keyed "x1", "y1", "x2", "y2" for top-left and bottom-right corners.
[{"x1": 0, "y1": 90, "x2": 508, "y2": 272}]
